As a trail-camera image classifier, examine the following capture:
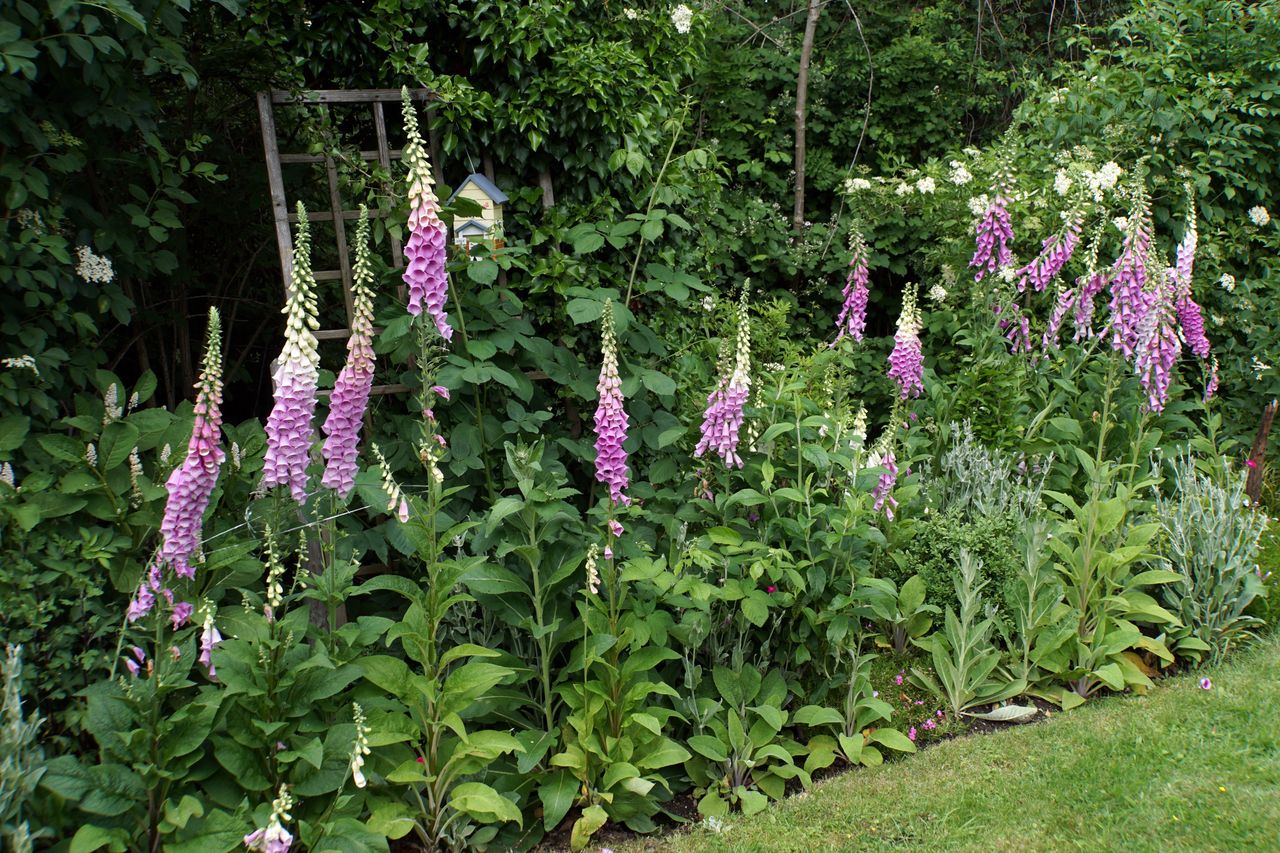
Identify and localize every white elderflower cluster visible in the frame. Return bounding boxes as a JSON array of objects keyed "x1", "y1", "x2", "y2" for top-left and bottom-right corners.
[
  {"x1": 623, "y1": 7, "x2": 639, "y2": 19},
  {"x1": 894, "y1": 182, "x2": 912, "y2": 196},
  {"x1": 843, "y1": 176, "x2": 872, "y2": 193},
  {"x1": 1219, "y1": 273, "x2": 1236, "y2": 293},
  {"x1": 915, "y1": 176, "x2": 937, "y2": 194},
  {"x1": 1083, "y1": 161, "x2": 1123, "y2": 200},
  {"x1": 967, "y1": 194, "x2": 990, "y2": 217},
  {"x1": 948, "y1": 161, "x2": 972, "y2": 186},
  {"x1": 670, "y1": 4, "x2": 692, "y2": 33},
  {"x1": 1054, "y1": 170, "x2": 1073, "y2": 196},
  {"x1": 75, "y1": 245, "x2": 114, "y2": 284},
  {"x1": 928, "y1": 283, "x2": 948, "y2": 303},
  {"x1": 1248, "y1": 205, "x2": 1270, "y2": 226}
]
